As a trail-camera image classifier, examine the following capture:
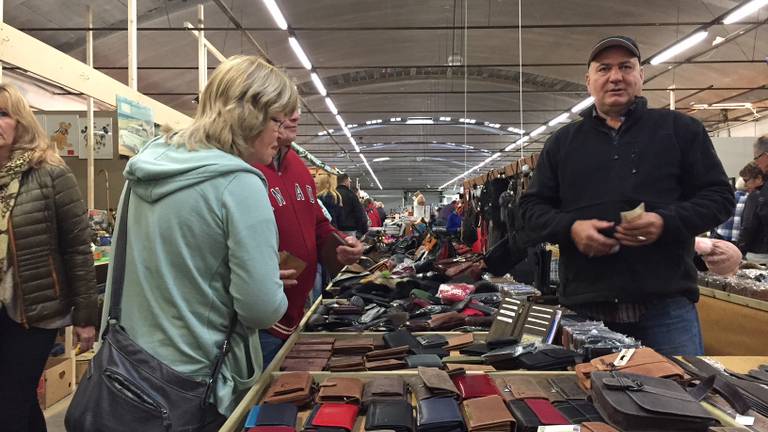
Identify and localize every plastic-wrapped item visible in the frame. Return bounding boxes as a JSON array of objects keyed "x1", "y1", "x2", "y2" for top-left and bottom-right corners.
[
  {"x1": 560, "y1": 320, "x2": 640, "y2": 359},
  {"x1": 437, "y1": 283, "x2": 476, "y2": 303}
]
